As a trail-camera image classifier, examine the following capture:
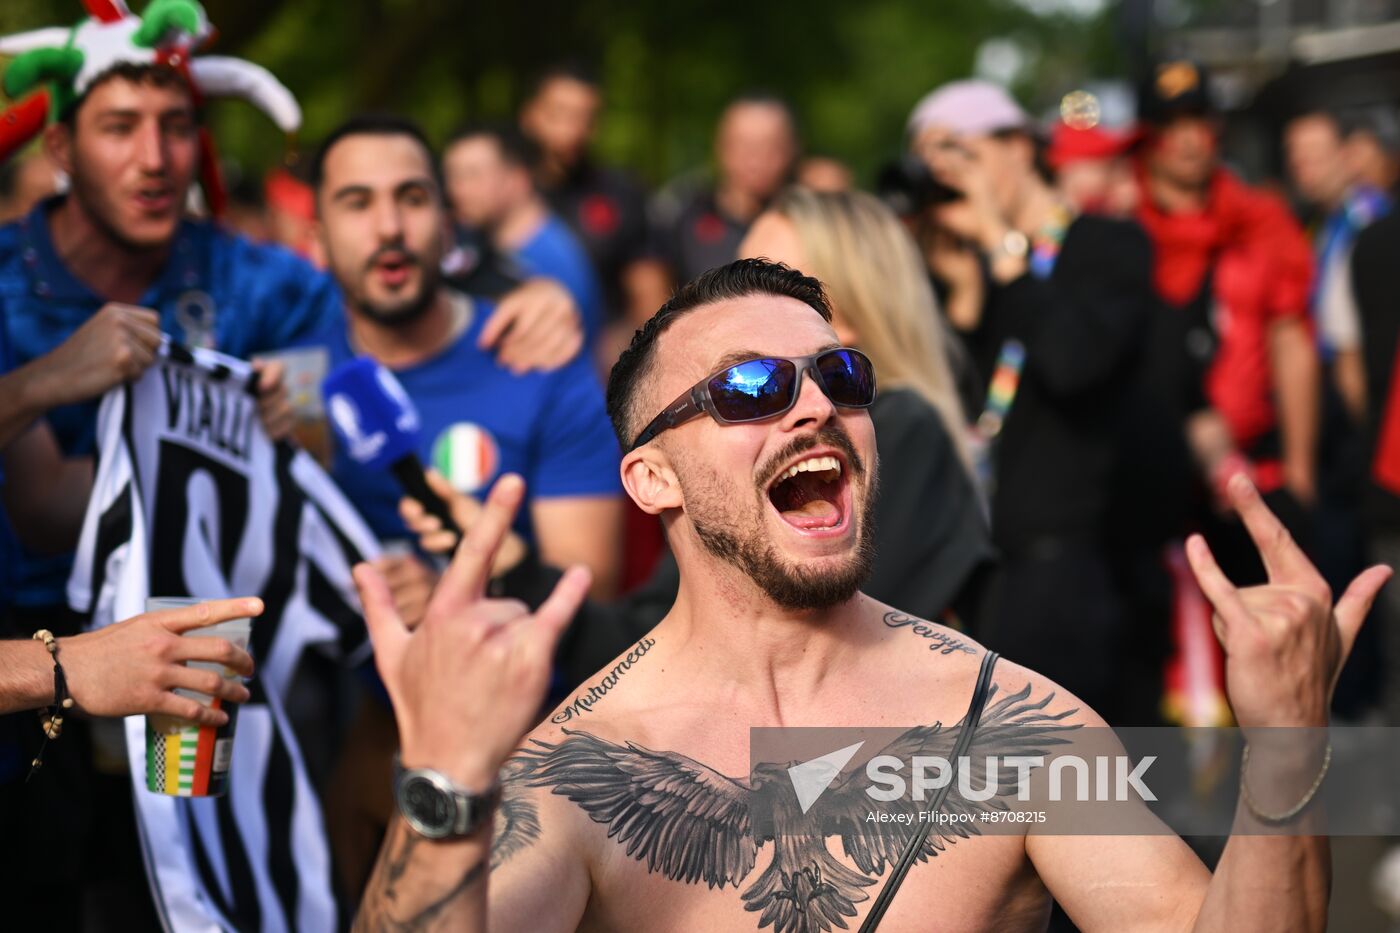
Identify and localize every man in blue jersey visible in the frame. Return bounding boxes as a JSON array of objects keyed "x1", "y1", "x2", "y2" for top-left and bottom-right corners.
[
  {"x1": 312, "y1": 115, "x2": 623, "y2": 613},
  {"x1": 442, "y1": 123, "x2": 607, "y2": 347},
  {"x1": 312, "y1": 115, "x2": 622, "y2": 891},
  {"x1": 0, "y1": 64, "x2": 316, "y2": 623}
]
